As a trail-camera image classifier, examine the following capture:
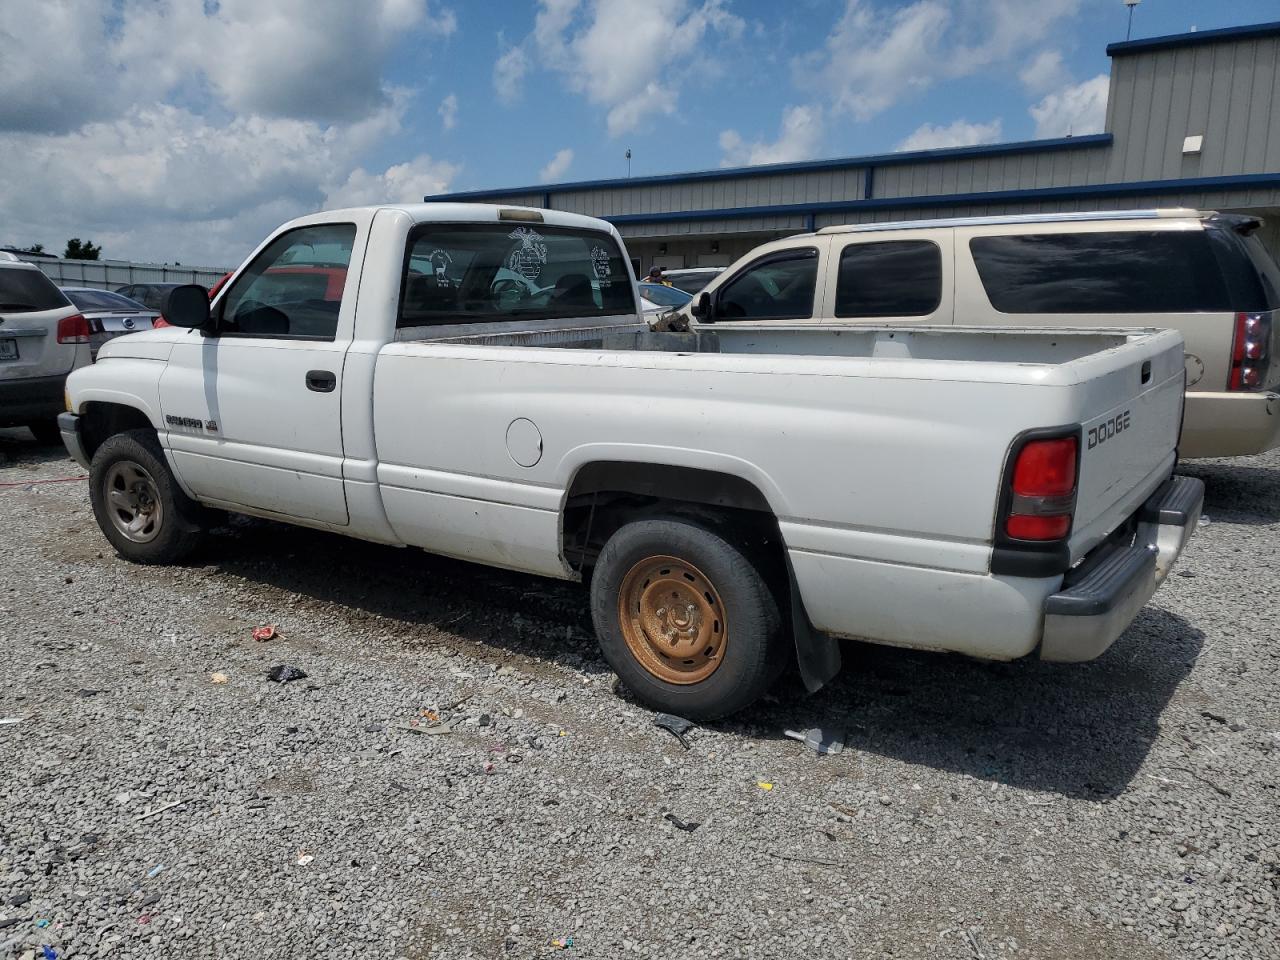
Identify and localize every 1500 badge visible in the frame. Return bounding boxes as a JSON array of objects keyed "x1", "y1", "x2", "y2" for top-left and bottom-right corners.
[
  {"x1": 165, "y1": 414, "x2": 218, "y2": 432},
  {"x1": 1088, "y1": 410, "x2": 1131, "y2": 449}
]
